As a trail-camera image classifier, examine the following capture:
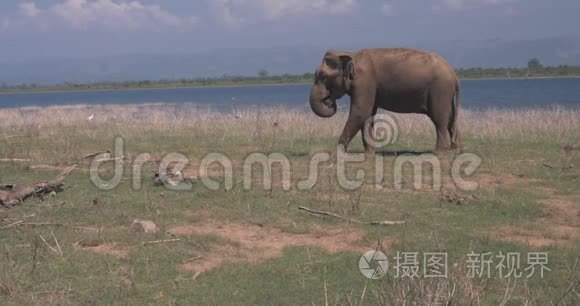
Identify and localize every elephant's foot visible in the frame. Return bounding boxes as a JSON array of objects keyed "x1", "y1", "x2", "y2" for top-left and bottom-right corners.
[
  {"x1": 434, "y1": 145, "x2": 464, "y2": 156},
  {"x1": 364, "y1": 148, "x2": 376, "y2": 158},
  {"x1": 450, "y1": 142, "x2": 464, "y2": 150},
  {"x1": 433, "y1": 145, "x2": 454, "y2": 155}
]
